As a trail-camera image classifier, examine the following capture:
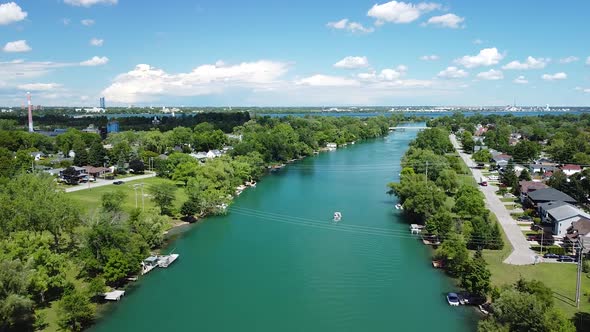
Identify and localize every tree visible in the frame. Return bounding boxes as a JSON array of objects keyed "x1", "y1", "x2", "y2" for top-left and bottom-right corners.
[
  {"x1": 514, "y1": 278, "x2": 553, "y2": 307},
  {"x1": 389, "y1": 175, "x2": 447, "y2": 222},
  {"x1": 87, "y1": 142, "x2": 107, "y2": 167},
  {"x1": 57, "y1": 288, "x2": 94, "y2": 332},
  {"x1": 128, "y1": 209, "x2": 167, "y2": 248},
  {"x1": 129, "y1": 159, "x2": 145, "y2": 174},
  {"x1": 473, "y1": 149, "x2": 492, "y2": 163},
  {"x1": 102, "y1": 249, "x2": 132, "y2": 286},
  {"x1": 425, "y1": 210, "x2": 454, "y2": 238},
  {"x1": 73, "y1": 148, "x2": 88, "y2": 166},
  {"x1": 0, "y1": 260, "x2": 35, "y2": 332},
  {"x1": 435, "y1": 233, "x2": 469, "y2": 277},
  {"x1": 511, "y1": 140, "x2": 541, "y2": 163},
  {"x1": 453, "y1": 185, "x2": 487, "y2": 219},
  {"x1": 61, "y1": 166, "x2": 80, "y2": 185},
  {"x1": 461, "y1": 130, "x2": 475, "y2": 153},
  {"x1": 101, "y1": 190, "x2": 127, "y2": 215},
  {"x1": 500, "y1": 163, "x2": 518, "y2": 190},
  {"x1": 149, "y1": 183, "x2": 177, "y2": 215},
  {"x1": 461, "y1": 251, "x2": 491, "y2": 297},
  {"x1": 172, "y1": 161, "x2": 200, "y2": 186},
  {"x1": 518, "y1": 168, "x2": 531, "y2": 181},
  {"x1": 436, "y1": 169, "x2": 459, "y2": 193}
]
